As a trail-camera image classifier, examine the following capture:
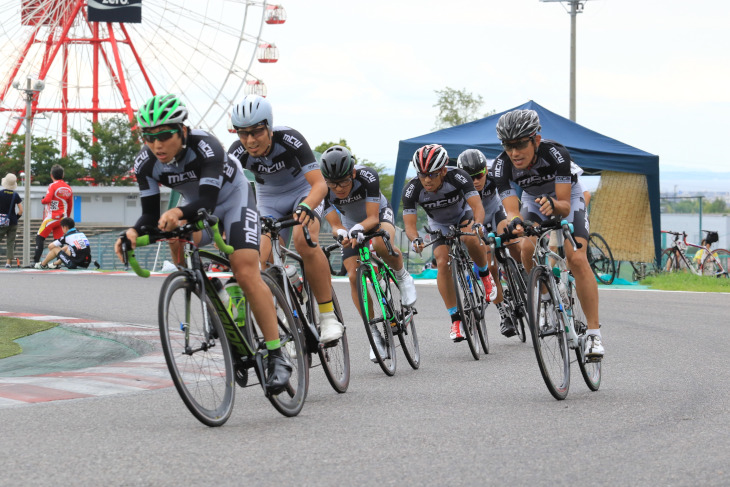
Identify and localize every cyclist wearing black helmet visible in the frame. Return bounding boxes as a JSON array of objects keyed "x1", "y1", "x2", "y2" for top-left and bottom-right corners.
[
  {"x1": 320, "y1": 145, "x2": 417, "y2": 362},
  {"x1": 493, "y1": 109, "x2": 603, "y2": 359},
  {"x1": 457, "y1": 148, "x2": 516, "y2": 338},
  {"x1": 227, "y1": 95, "x2": 343, "y2": 345},
  {"x1": 114, "y1": 94, "x2": 293, "y2": 392},
  {"x1": 403, "y1": 144, "x2": 496, "y2": 343}
]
